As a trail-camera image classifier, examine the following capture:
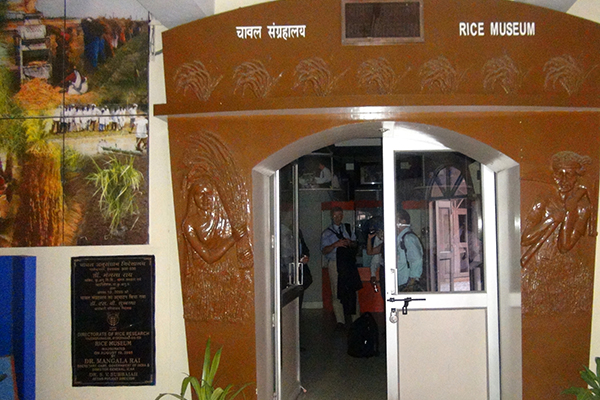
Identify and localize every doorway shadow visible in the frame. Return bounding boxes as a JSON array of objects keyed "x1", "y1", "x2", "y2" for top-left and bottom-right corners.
[{"x1": 299, "y1": 309, "x2": 387, "y2": 400}]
